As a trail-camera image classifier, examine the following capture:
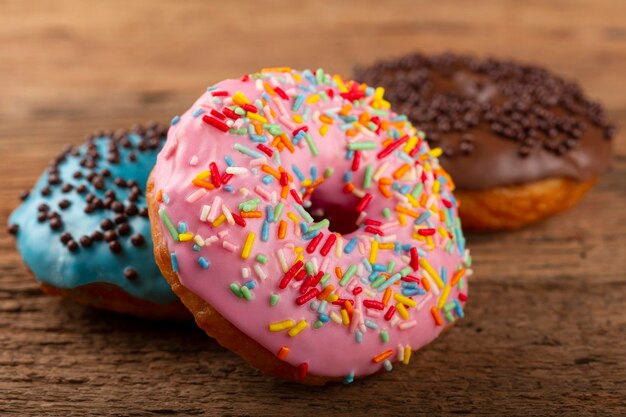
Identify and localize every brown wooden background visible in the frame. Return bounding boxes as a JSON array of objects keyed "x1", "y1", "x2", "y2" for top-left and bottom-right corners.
[{"x1": 1, "y1": 1, "x2": 625, "y2": 415}]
